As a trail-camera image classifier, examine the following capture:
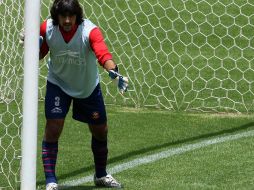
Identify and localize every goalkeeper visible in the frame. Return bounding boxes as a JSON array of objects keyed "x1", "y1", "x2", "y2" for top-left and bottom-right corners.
[{"x1": 25, "y1": 0, "x2": 128, "y2": 189}]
